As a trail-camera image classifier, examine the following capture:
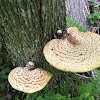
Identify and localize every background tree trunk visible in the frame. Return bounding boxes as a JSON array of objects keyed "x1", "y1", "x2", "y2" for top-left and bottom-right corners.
[{"x1": 65, "y1": 0, "x2": 91, "y2": 31}]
